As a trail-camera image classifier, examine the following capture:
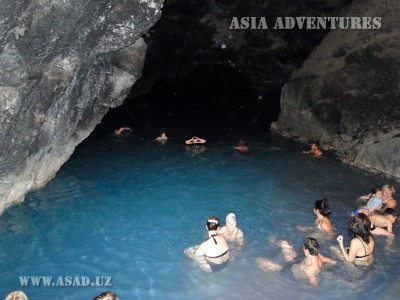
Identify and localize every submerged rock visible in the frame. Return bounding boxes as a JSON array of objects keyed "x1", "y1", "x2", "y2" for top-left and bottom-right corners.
[
  {"x1": 0, "y1": 0, "x2": 163, "y2": 213},
  {"x1": 271, "y1": 0, "x2": 400, "y2": 180}
]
